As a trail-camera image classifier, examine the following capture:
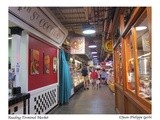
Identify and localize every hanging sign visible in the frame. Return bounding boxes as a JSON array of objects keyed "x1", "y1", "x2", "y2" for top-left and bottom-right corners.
[
  {"x1": 9, "y1": 7, "x2": 68, "y2": 45},
  {"x1": 70, "y1": 37, "x2": 85, "y2": 54},
  {"x1": 104, "y1": 40, "x2": 113, "y2": 53}
]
